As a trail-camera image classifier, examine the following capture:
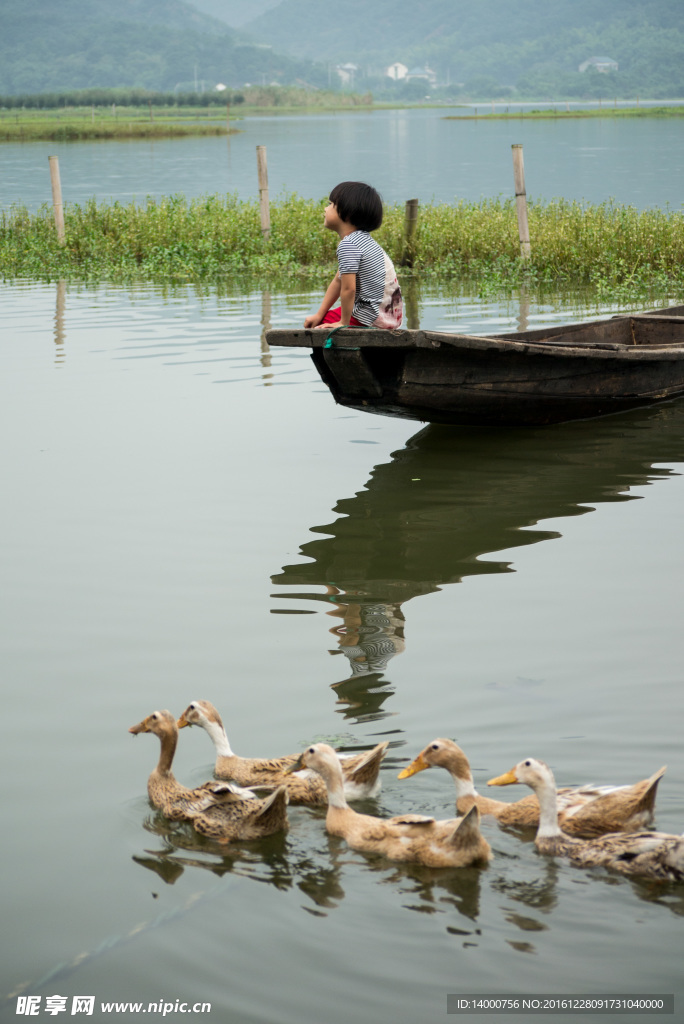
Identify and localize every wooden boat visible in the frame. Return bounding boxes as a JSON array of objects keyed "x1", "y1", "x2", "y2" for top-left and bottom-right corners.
[{"x1": 266, "y1": 305, "x2": 684, "y2": 426}]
